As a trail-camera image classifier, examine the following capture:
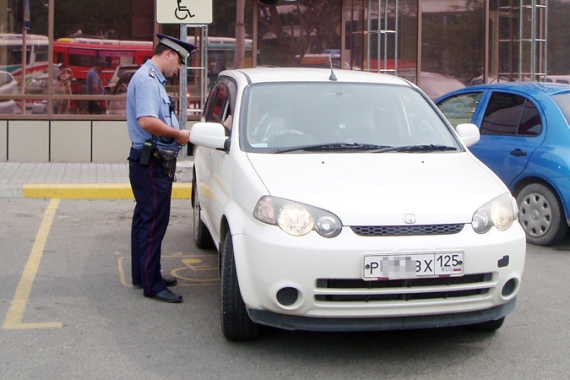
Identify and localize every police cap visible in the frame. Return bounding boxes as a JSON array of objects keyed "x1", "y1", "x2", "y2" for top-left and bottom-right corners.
[{"x1": 157, "y1": 33, "x2": 197, "y2": 65}]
